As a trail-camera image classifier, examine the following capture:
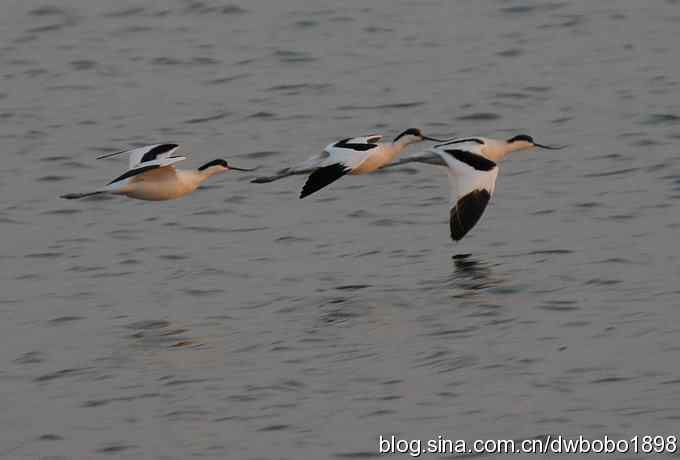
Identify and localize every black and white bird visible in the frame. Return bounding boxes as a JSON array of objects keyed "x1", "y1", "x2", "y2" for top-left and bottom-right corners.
[
  {"x1": 251, "y1": 128, "x2": 444, "y2": 198},
  {"x1": 60, "y1": 144, "x2": 254, "y2": 201},
  {"x1": 385, "y1": 135, "x2": 565, "y2": 241}
]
